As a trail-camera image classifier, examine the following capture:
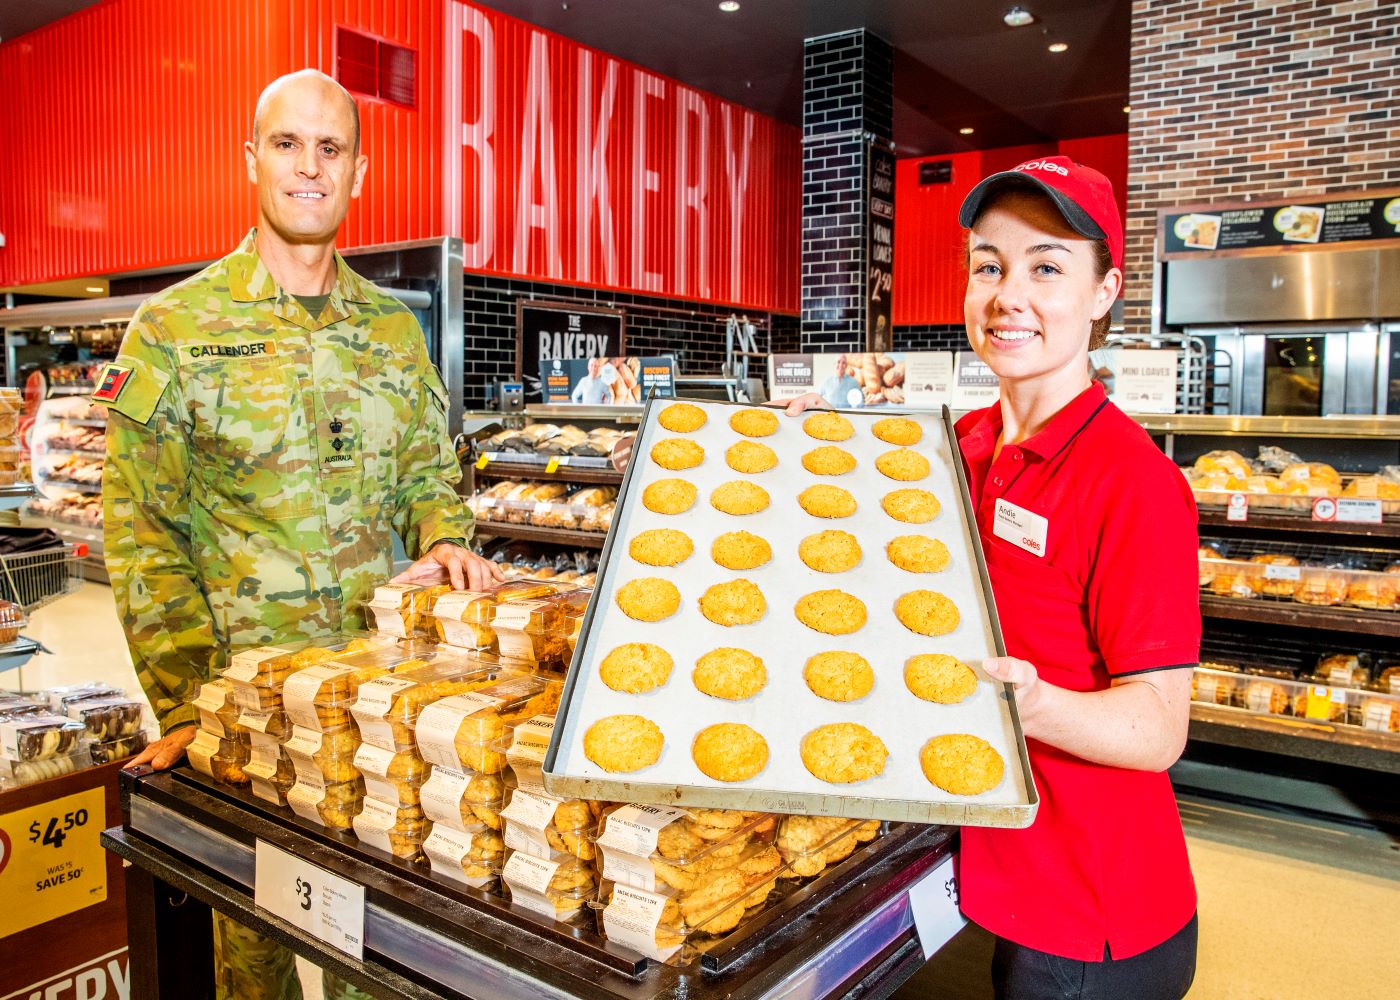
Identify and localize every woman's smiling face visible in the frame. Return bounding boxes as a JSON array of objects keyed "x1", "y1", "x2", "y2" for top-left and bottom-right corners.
[{"x1": 964, "y1": 189, "x2": 1120, "y2": 389}]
